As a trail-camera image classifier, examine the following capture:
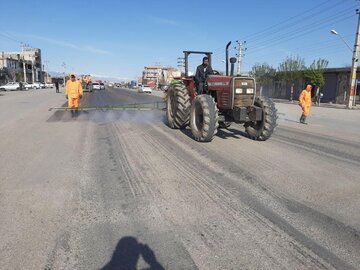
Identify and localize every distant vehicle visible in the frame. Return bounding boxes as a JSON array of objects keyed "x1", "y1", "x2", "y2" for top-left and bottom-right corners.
[
  {"x1": 114, "y1": 83, "x2": 121, "y2": 88},
  {"x1": 138, "y1": 85, "x2": 152, "y2": 94},
  {"x1": 23, "y1": 82, "x2": 33, "y2": 90},
  {"x1": 100, "y1": 82, "x2": 105, "y2": 90},
  {"x1": 130, "y1": 80, "x2": 137, "y2": 88},
  {"x1": 32, "y1": 82, "x2": 41, "y2": 89},
  {"x1": 92, "y1": 82, "x2": 101, "y2": 90},
  {"x1": 160, "y1": 84, "x2": 170, "y2": 91},
  {"x1": 0, "y1": 82, "x2": 21, "y2": 91},
  {"x1": 45, "y1": 83, "x2": 54, "y2": 88}
]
